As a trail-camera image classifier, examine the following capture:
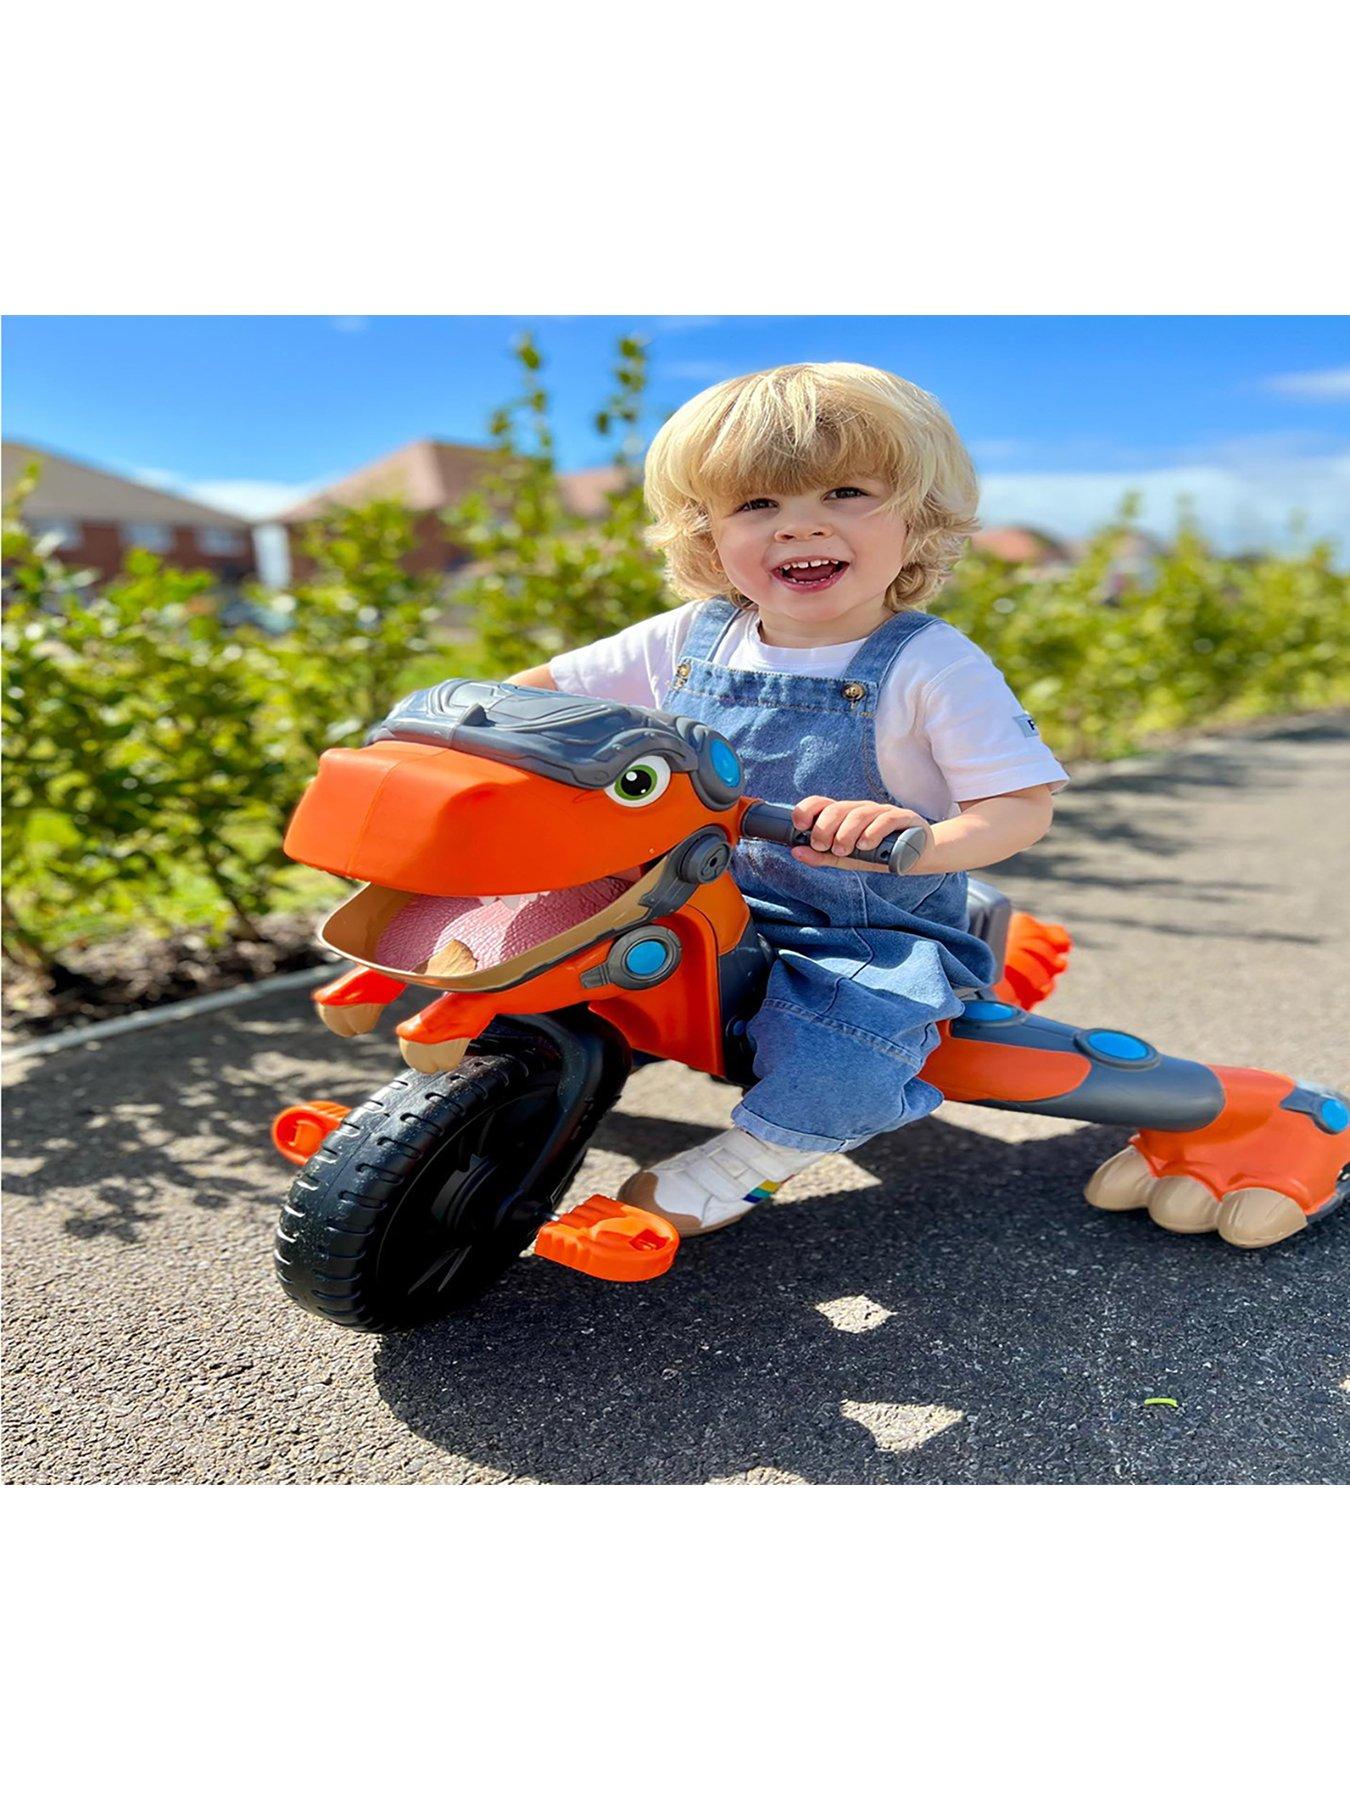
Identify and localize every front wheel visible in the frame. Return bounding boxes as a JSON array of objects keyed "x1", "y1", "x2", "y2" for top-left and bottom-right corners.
[{"x1": 274, "y1": 1045, "x2": 584, "y2": 1332}]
